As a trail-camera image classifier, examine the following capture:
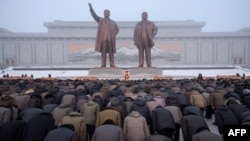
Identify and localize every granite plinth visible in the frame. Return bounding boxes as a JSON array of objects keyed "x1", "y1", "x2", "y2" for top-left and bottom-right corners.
[
  {"x1": 89, "y1": 67, "x2": 123, "y2": 79},
  {"x1": 89, "y1": 67, "x2": 163, "y2": 80},
  {"x1": 129, "y1": 67, "x2": 163, "y2": 75}
]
